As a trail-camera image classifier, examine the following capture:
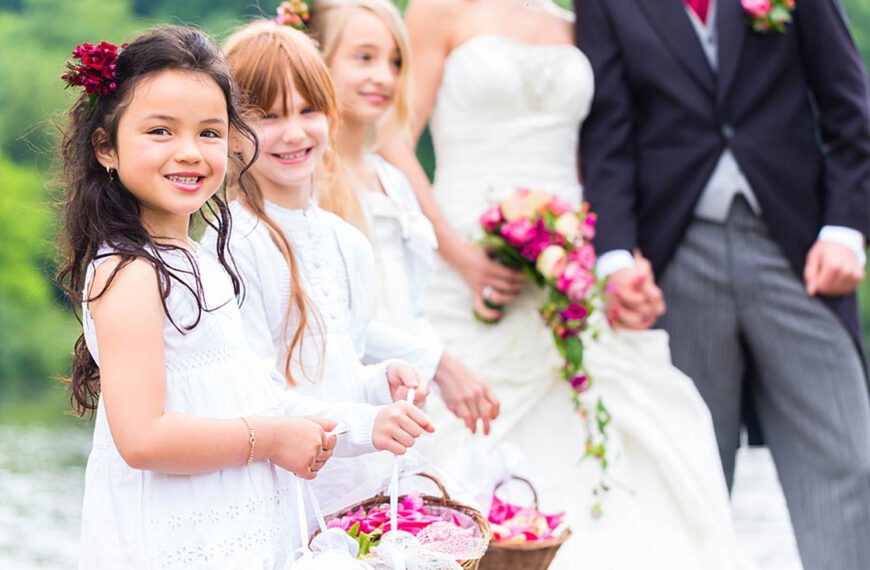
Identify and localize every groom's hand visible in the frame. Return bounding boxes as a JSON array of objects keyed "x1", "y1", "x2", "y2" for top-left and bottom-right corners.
[
  {"x1": 804, "y1": 241, "x2": 865, "y2": 296},
  {"x1": 606, "y1": 255, "x2": 666, "y2": 330}
]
